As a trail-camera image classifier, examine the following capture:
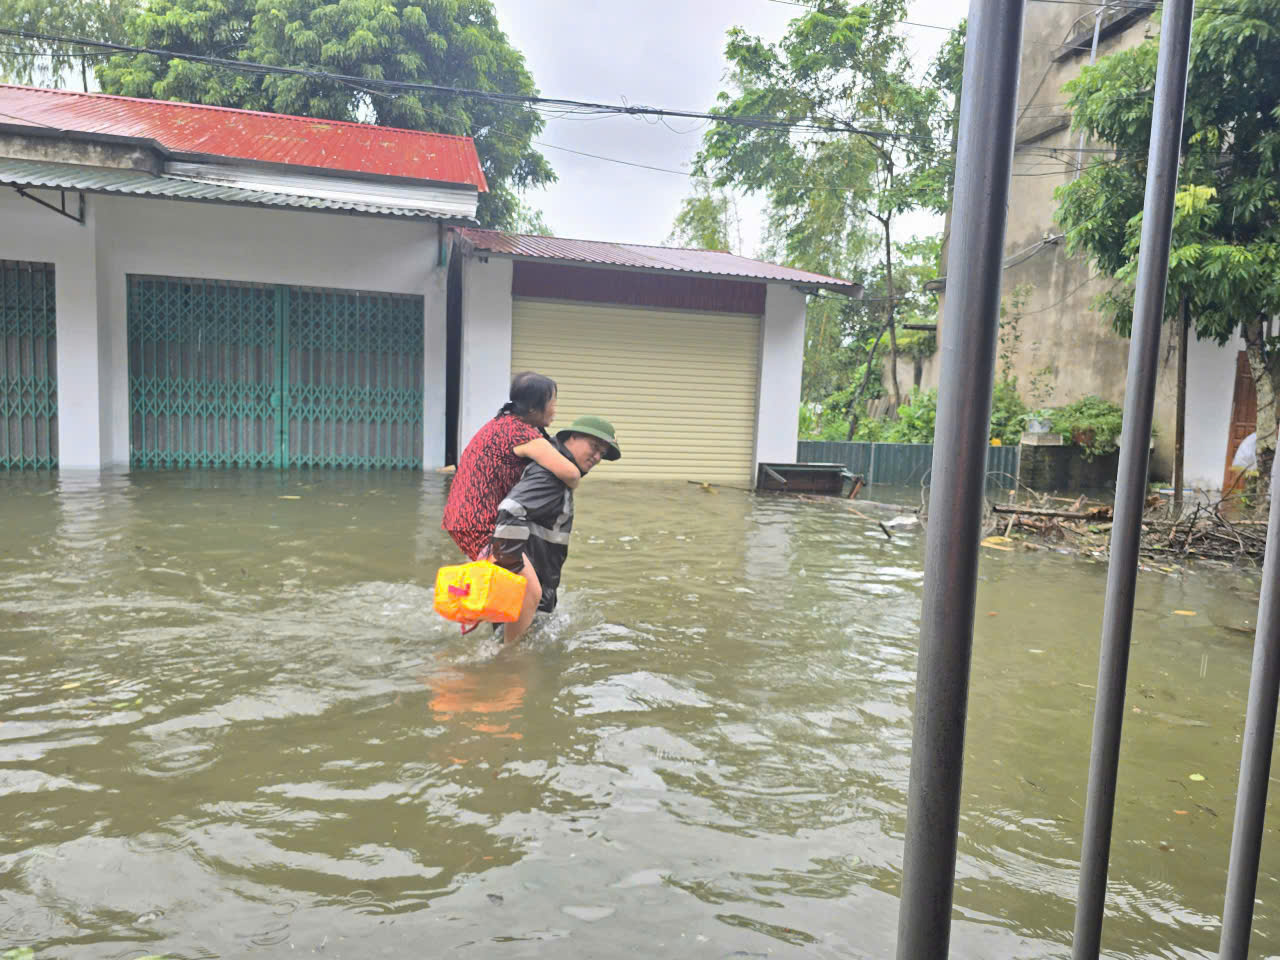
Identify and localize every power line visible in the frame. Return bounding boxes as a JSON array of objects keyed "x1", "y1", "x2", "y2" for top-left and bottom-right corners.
[
  {"x1": 1016, "y1": 271, "x2": 1106, "y2": 315},
  {"x1": 533, "y1": 139, "x2": 692, "y2": 176},
  {"x1": 767, "y1": 0, "x2": 1244, "y2": 18},
  {"x1": 533, "y1": 134, "x2": 1124, "y2": 180},
  {"x1": 763, "y1": 0, "x2": 961, "y2": 29},
  {"x1": 0, "y1": 28, "x2": 1159, "y2": 158},
  {"x1": 0, "y1": 28, "x2": 1211, "y2": 167},
  {"x1": 1030, "y1": 0, "x2": 1240, "y2": 9},
  {"x1": 0, "y1": 26, "x2": 949, "y2": 144}
]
